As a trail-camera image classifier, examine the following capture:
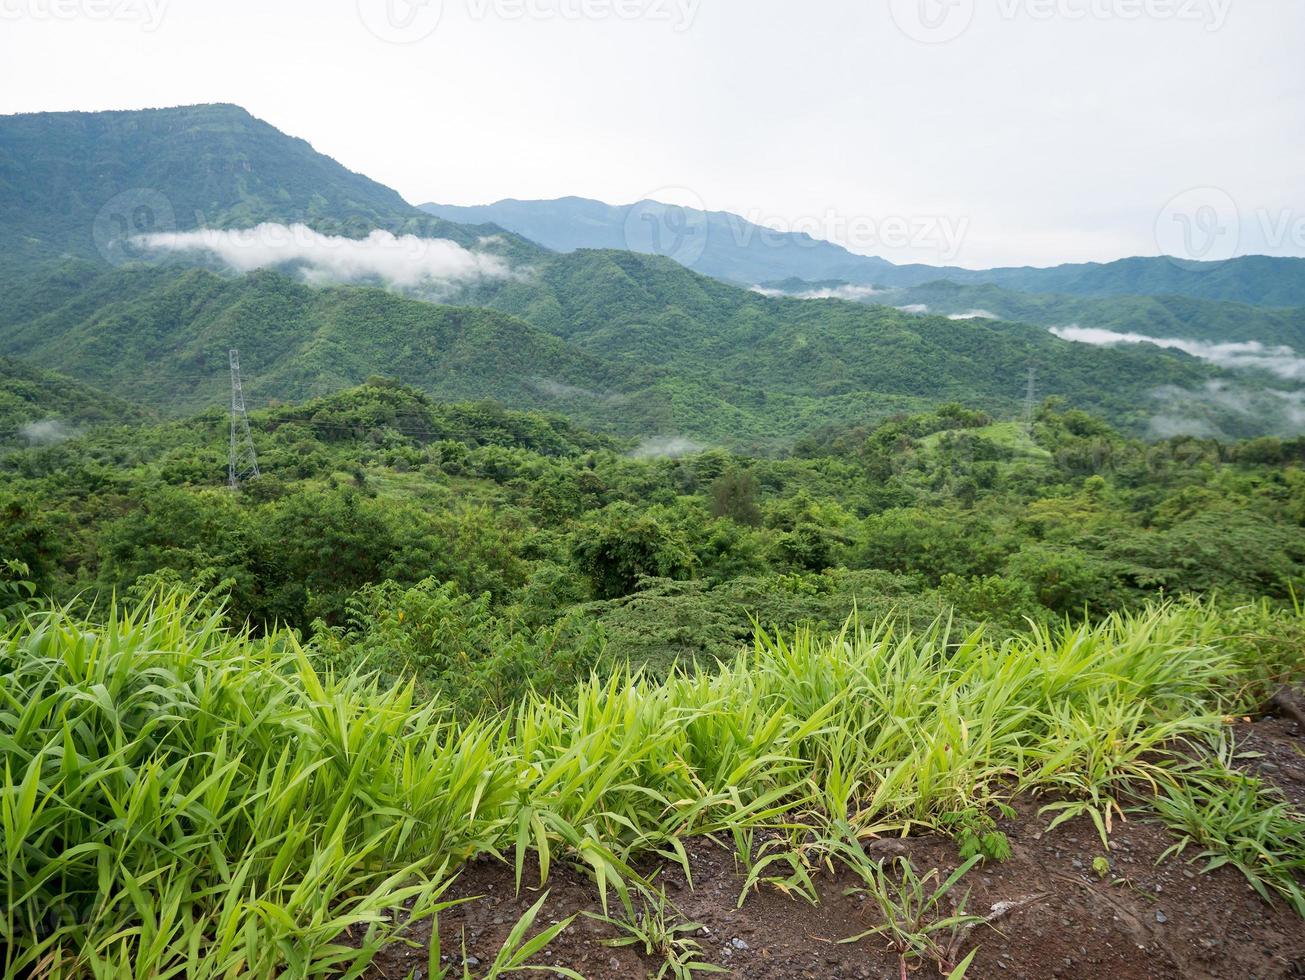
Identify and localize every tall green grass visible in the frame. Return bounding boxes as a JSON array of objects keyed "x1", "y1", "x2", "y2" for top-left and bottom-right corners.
[{"x1": 1, "y1": 592, "x2": 1299, "y2": 975}]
